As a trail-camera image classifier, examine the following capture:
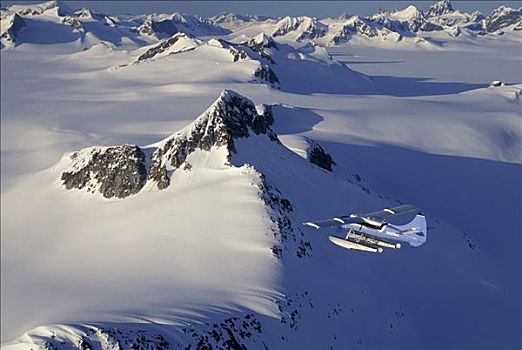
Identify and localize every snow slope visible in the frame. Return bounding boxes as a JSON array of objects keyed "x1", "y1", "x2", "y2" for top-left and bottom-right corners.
[{"x1": 1, "y1": 1, "x2": 521, "y2": 349}]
